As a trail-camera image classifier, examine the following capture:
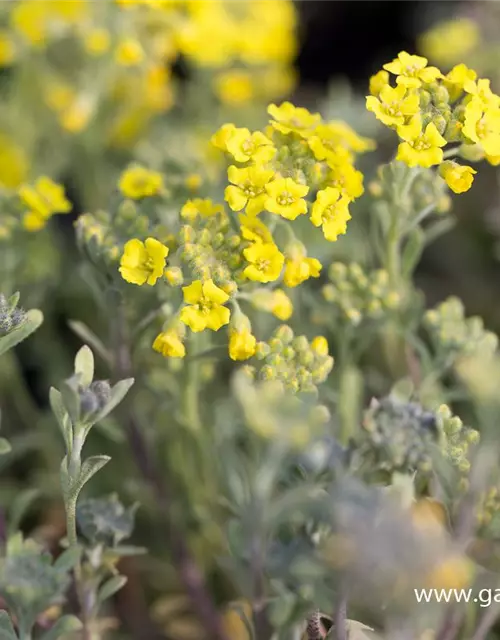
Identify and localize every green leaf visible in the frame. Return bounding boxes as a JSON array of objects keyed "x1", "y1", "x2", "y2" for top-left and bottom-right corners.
[
  {"x1": 75, "y1": 455, "x2": 111, "y2": 494},
  {"x1": 0, "y1": 438, "x2": 11, "y2": 455},
  {"x1": 0, "y1": 309, "x2": 43, "y2": 357},
  {"x1": 49, "y1": 387, "x2": 72, "y2": 452},
  {"x1": 93, "y1": 378, "x2": 134, "y2": 424},
  {"x1": 7, "y1": 292, "x2": 20, "y2": 313},
  {"x1": 402, "y1": 227, "x2": 425, "y2": 278},
  {"x1": 8, "y1": 488, "x2": 41, "y2": 535},
  {"x1": 97, "y1": 575, "x2": 128, "y2": 604},
  {"x1": 54, "y1": 545, "x2": 82, "y2": 572},
  {"x1": 112, "y1": 545, "x2": 147, "y2": 556},
  {"x1": 68, "y1": 320, "x2": 112, "y2": 366},
  {"x1": 40, "y1": 615, "x2": 83, "y2": 640},
  {"x1": 0, "y1": 611, "x2": 17, "y2": 640},
  {"x1": 60, "y1": 379, "x2": 81, "y2": 426},
  {"x1": 74, "y1": 345, "x2": 94, "y2": 389}
]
